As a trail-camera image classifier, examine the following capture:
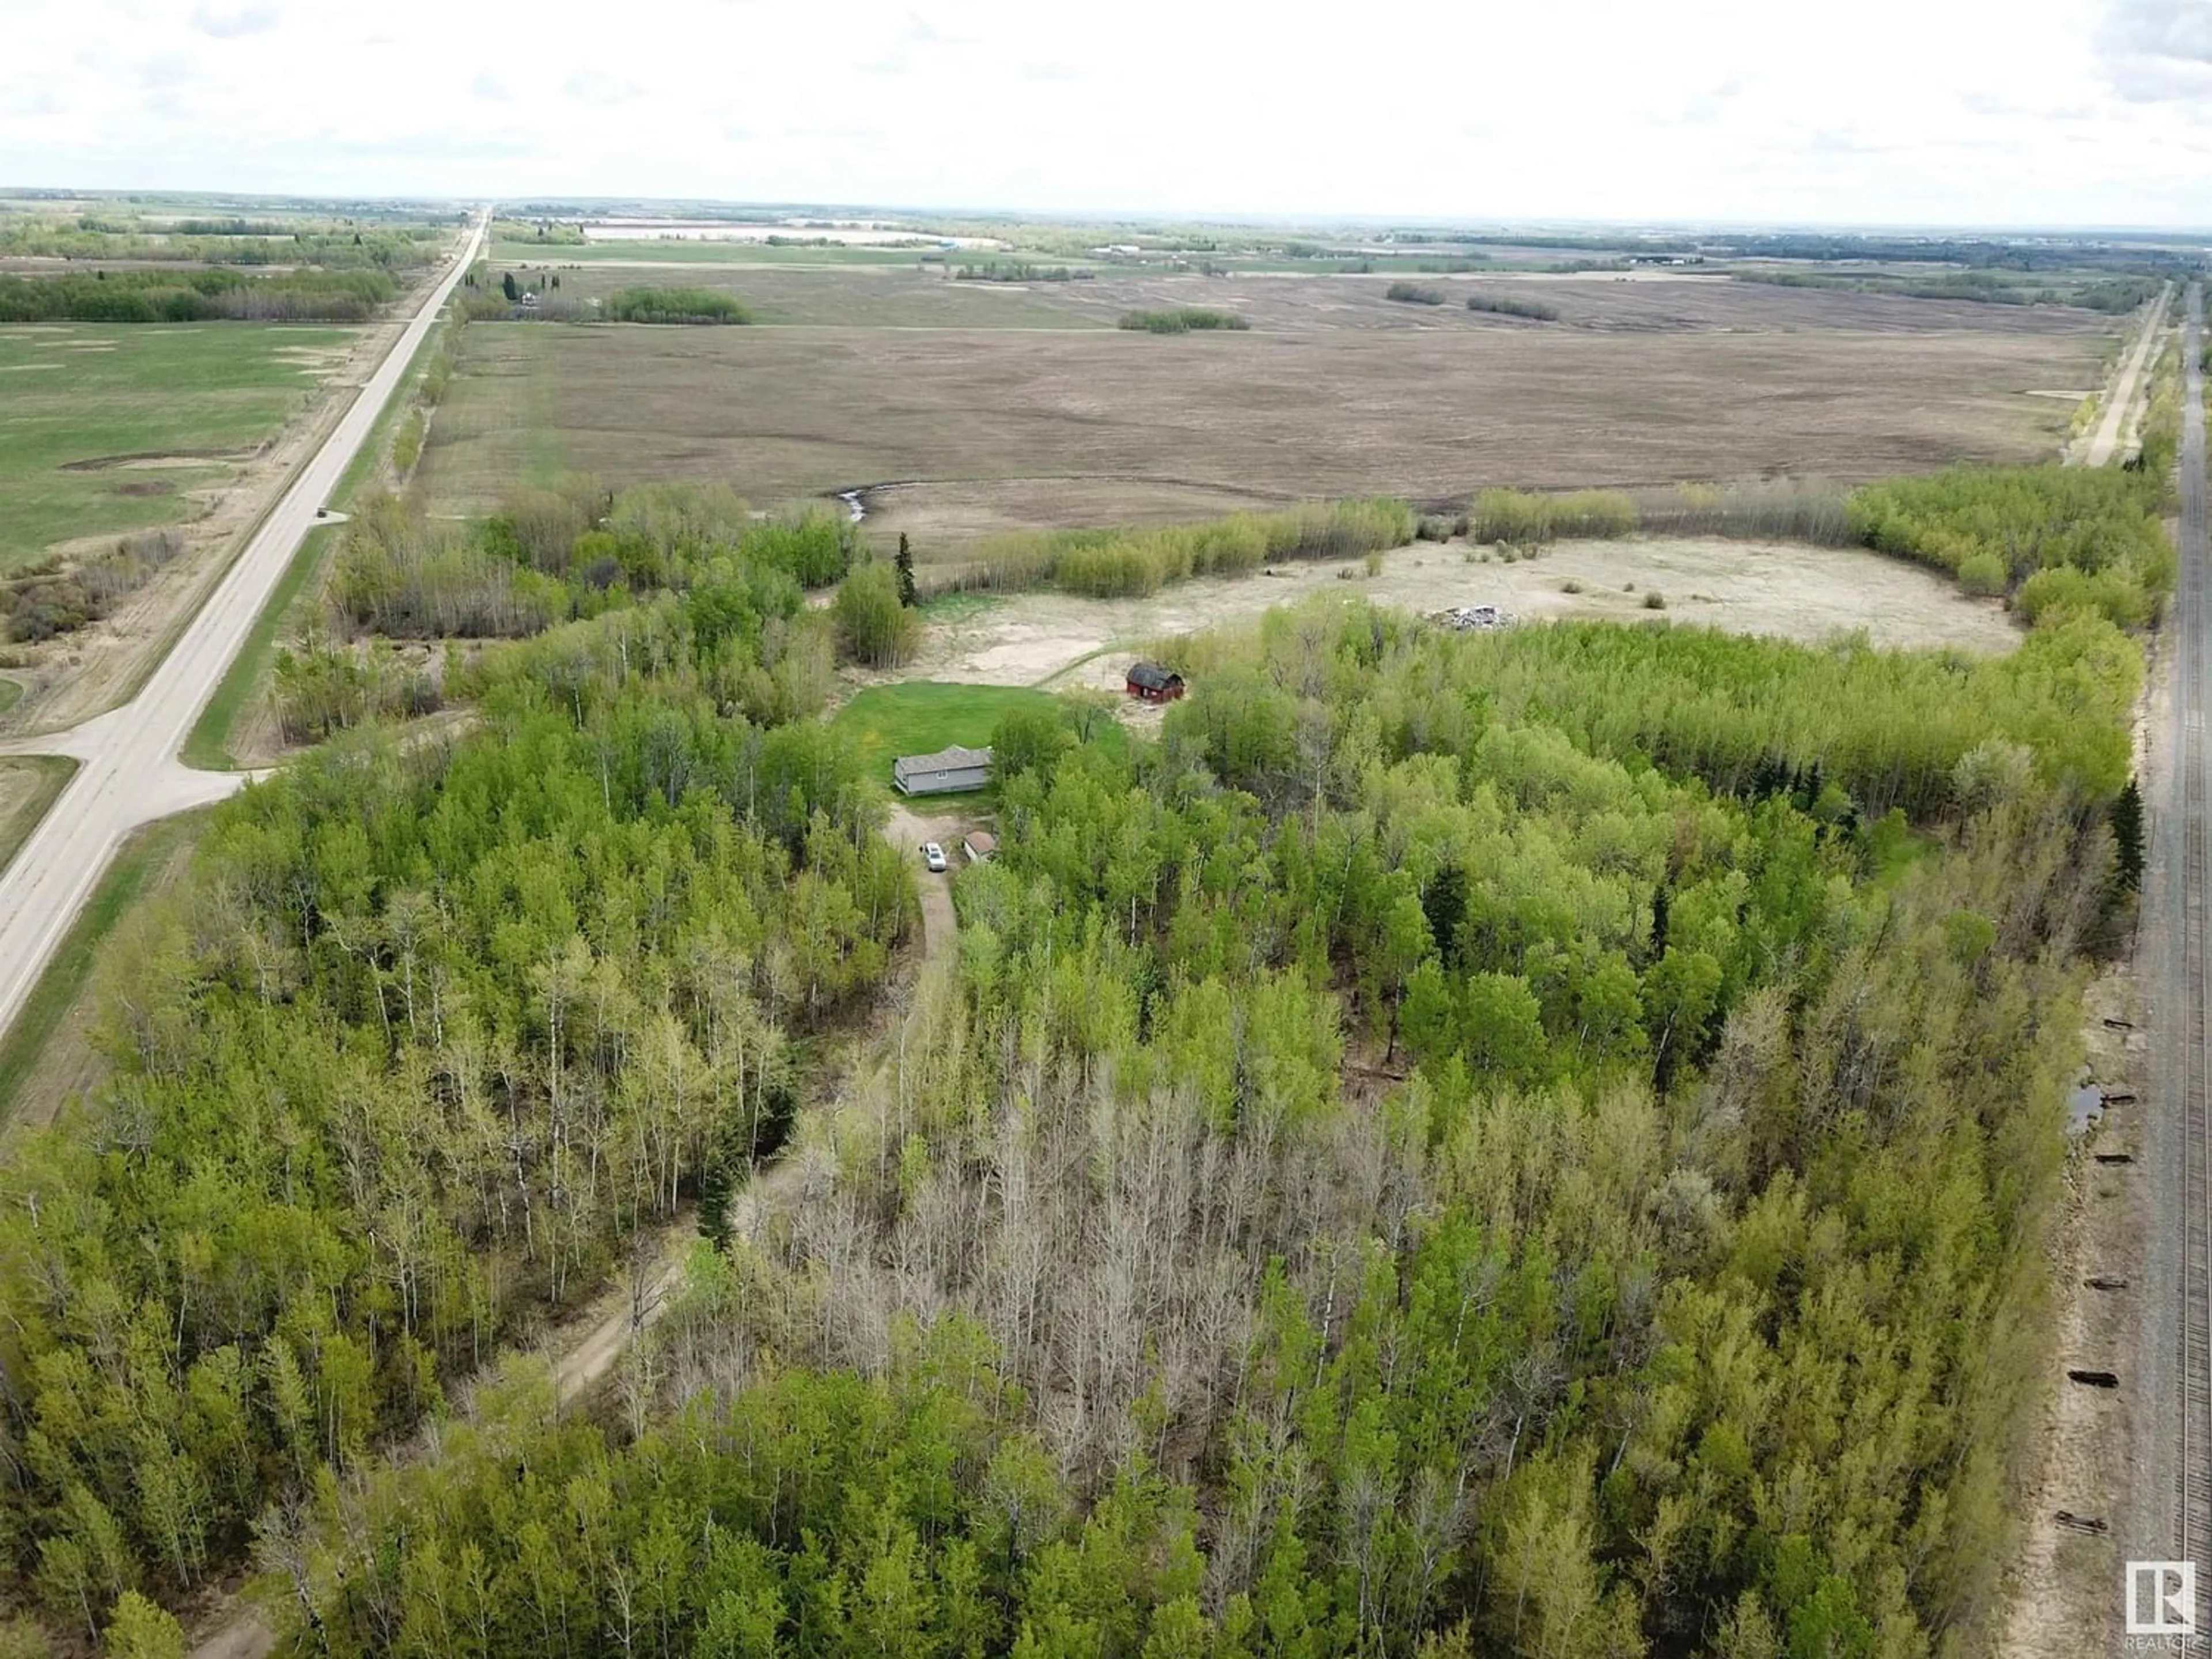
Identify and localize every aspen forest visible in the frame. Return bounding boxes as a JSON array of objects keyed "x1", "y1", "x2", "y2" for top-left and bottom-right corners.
[{"x1": 0, "y1": 475, "x2": 2148, "y2": 1657}]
